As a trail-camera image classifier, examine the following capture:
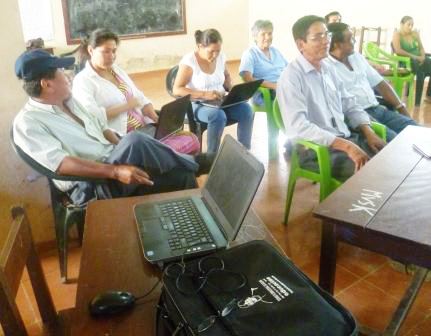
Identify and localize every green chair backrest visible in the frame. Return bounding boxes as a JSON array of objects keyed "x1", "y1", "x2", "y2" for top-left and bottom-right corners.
[{"x1": 272, "y1": 98, "x2": 285, "y2": 131}]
